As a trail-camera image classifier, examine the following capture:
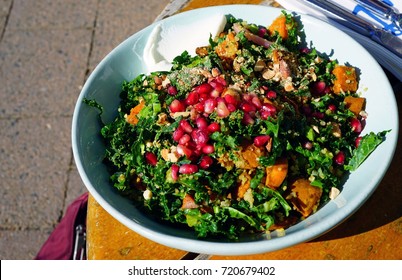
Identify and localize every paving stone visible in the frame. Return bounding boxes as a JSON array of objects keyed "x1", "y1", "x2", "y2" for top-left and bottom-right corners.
[
  {"x1": 0, "y1": 117, "x2": 72, "y2": 229},
  {"x1": 64, "y1": 164, "x2": 88, "y2": 215},
  {"x1": 0, "y1": 0, "x2": 172, "y2": 260},
  {"x1": 89, "y1": 0, "x2": 170, "y2": 73},
  {"x1": 0, "y1": 0, "x2": 12, "y2": 35},
  {"x1": 0, "y1": 28, "x2": 92, "y2": 117},
  {"x1": 6, "y1": 0, "x2": 98, "y2": 30},
  {"x1": 0, "y1": 229, "x2": 51, "y2": 260}
]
